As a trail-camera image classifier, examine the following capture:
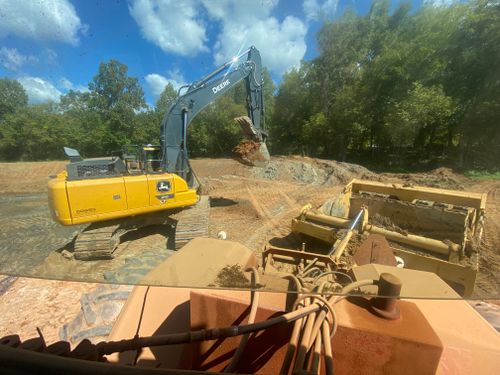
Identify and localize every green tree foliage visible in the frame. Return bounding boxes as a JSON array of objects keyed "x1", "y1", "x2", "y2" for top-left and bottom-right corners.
[
  {"x1": 385, "y1": 83, "x2": 456, "y2": 150},
  {"x1": 88, "y1": 60, "x2": 146, "y2": 150},
  {"x1": 0, "y1": 78, "x2": 28, "y2": 120},
  {"x1": 188, "y1": 87, "x2": 247, "y2": 157},
  {"x1": 272, "y1": 67, "x2": 312, "y2": 154},
  {"x1": 89, "y1": 60, "x2": 145, "y2": 113},
  {"x1": 139, "y1": 82, "x2": 179, "y2": 146},
  {"x1": 0, "y1": 104, "x2": 80, "y2": 160},
  {"x1": 272, "y1": 0, "x2": 500, "y2": 169},
  {"x1": 155, "y1": 82, "x2": 178, "y2": 114}
]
